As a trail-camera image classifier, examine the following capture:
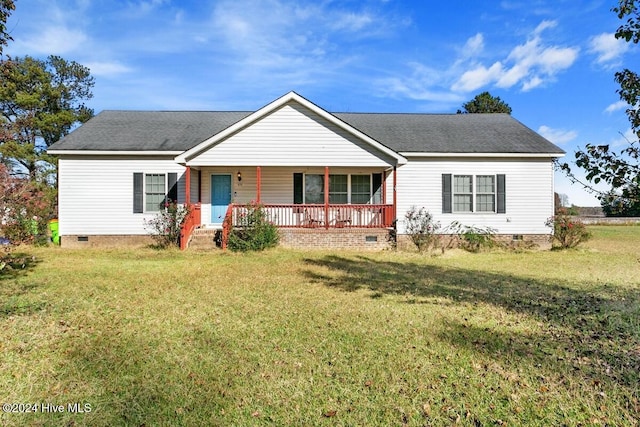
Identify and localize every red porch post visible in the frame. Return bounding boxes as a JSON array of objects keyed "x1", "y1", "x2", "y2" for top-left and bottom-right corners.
[
  {"x1": 393, "y1": 166, "x2": 397, "y2": 223},
  {"x1": 185, "y1": 166, "x2": 191, "y2": 205},
  {"x1": 324, "y1": 166, "x2": 329, "y2": 230},
  {"x1": 256, "y1": 166, "x2": 261, "y2": 203}
]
